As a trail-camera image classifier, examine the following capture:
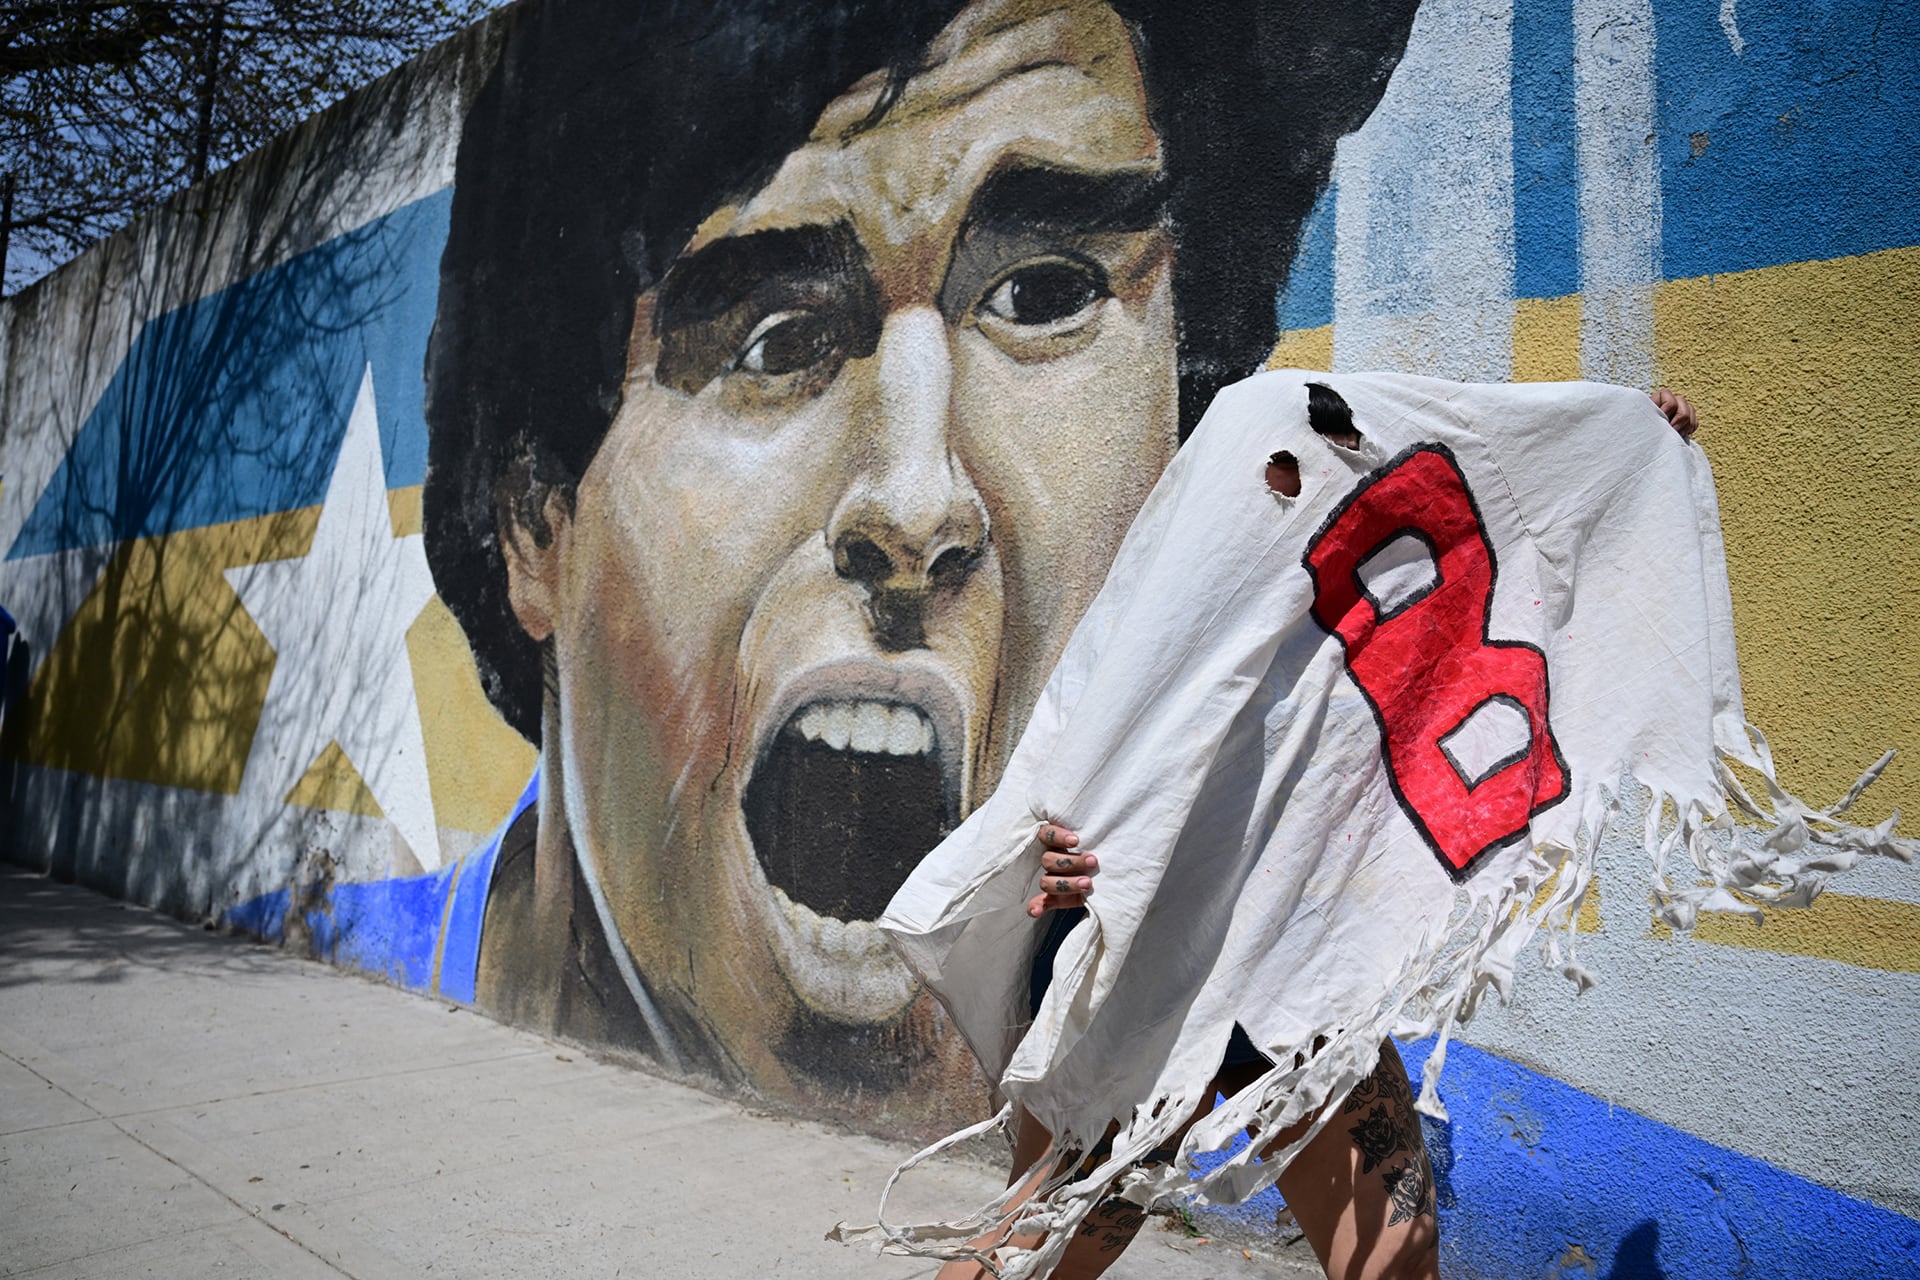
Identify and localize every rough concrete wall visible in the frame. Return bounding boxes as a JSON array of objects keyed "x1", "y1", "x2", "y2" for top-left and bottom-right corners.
[
  {"x1": 0, "y1": 0, "x2": 1913, "y2": 1275},
  {"x1": 1254, "y1": 0, "x2": 1920, "y2": 1270}
]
